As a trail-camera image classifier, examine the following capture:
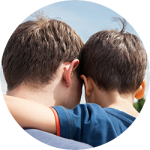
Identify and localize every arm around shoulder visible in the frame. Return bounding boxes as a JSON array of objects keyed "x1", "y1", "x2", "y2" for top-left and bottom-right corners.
[{"x1": 3, "y1": 95, "x2": 56, "y2": 134}]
